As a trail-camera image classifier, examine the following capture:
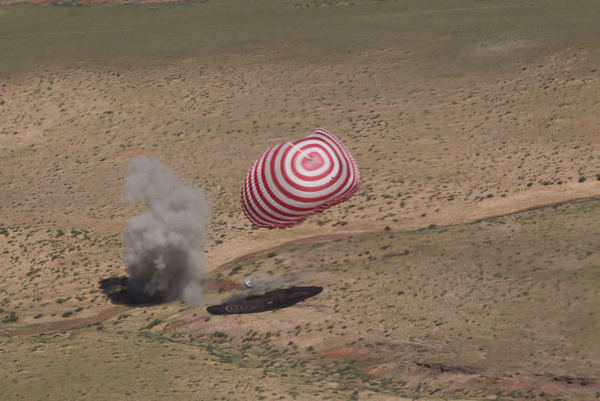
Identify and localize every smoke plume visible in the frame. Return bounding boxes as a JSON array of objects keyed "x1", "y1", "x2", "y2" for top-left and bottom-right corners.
[
  {"x1": 221, "y1": 270, "x2": 316, "y2": 304},
  {"x1": 243, "y1": 270, "x2": 315, "y2": 293},
  {"x1": 122, "y1": 157, "x2": 209, "y2": 305}
]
